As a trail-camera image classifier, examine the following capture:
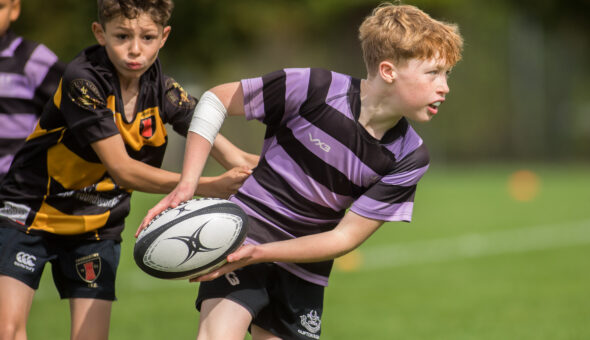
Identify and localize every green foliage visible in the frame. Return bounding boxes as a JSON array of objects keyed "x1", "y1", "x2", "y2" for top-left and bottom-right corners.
[{"x1": 11, "y1": 0, "x2": 590, "y2": 160}]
